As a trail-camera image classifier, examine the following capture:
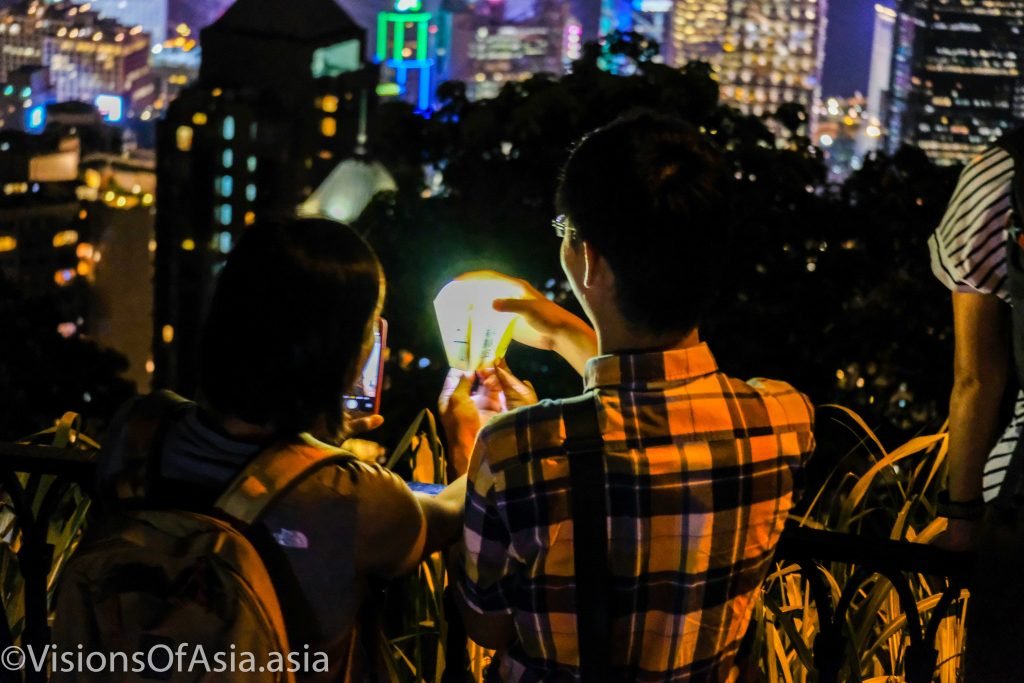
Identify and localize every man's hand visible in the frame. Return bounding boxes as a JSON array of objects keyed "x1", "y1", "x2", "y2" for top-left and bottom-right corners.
[
  {"x1": 458, "y1": 270, "x2": 598, "y2": 376},
  {"x1": 439, "y1": 369, "x2": 502, "y2": 476},
  {"x1": 490, "y1": 358, "x2": 539, "y2": 410}
]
